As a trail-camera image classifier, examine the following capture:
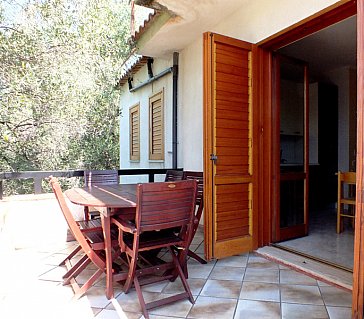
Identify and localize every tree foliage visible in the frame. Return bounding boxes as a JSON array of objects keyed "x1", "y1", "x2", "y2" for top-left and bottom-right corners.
[{"x1": 0, "y1": 0, "x2": 131, "y2": 194}]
